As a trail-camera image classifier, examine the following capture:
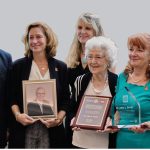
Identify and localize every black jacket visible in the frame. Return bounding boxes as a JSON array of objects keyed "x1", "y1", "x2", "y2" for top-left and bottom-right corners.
[
  {"x1": 9, "y1": 56, "x2": 70, "y2": 148},
  {"x1": 71, "y1": 71, "x2": 118, "y2": 148}
]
